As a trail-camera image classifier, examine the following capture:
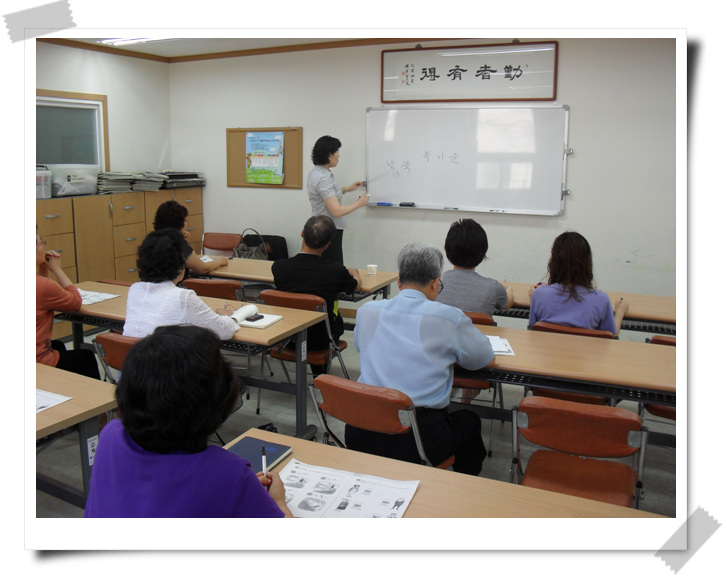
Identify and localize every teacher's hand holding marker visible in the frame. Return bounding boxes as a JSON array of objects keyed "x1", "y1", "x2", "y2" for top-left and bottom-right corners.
[{"x1": 307, "y1": 135, "x2": 369, "y2": 264}]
